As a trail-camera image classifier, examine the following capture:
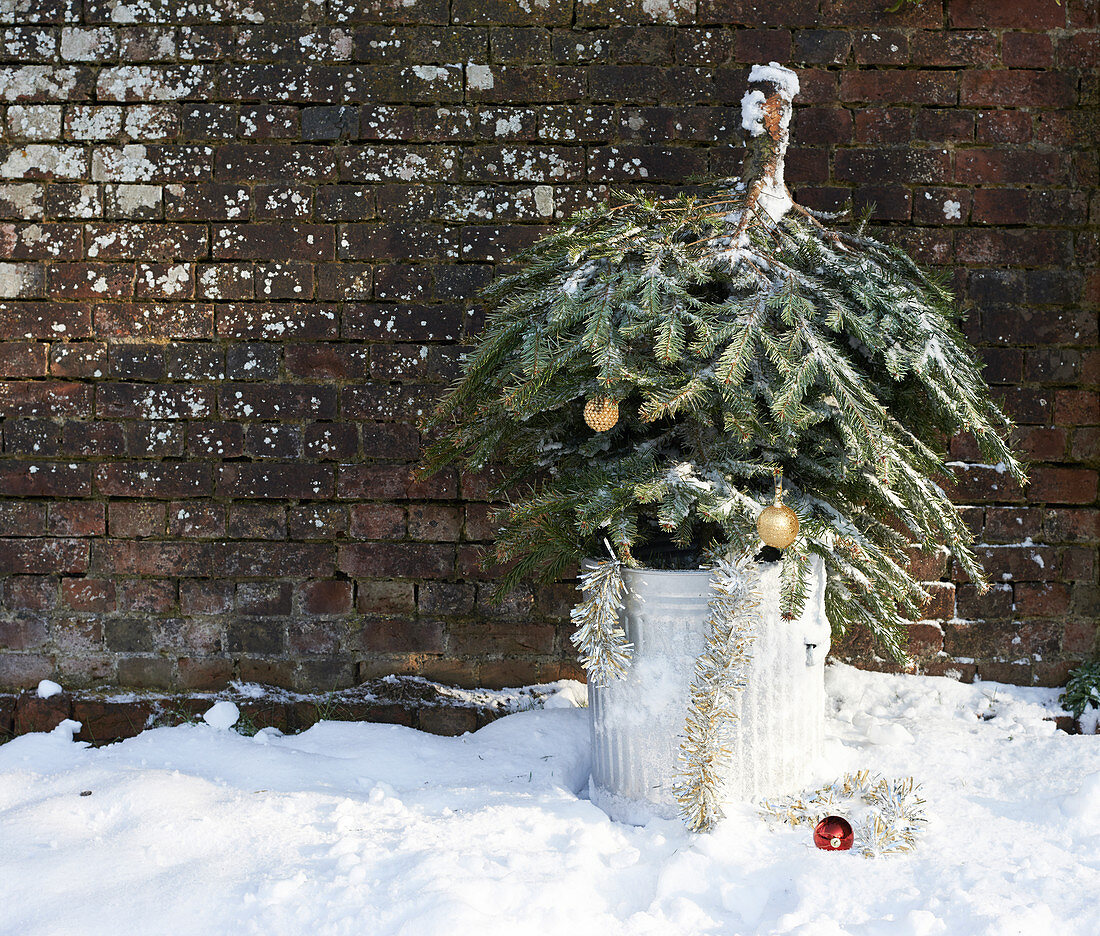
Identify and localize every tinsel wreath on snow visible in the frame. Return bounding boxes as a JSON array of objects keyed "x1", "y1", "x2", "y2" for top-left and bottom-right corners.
[{"x1": 760, "y1": 770, "x2": 927, "y2": 858}]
